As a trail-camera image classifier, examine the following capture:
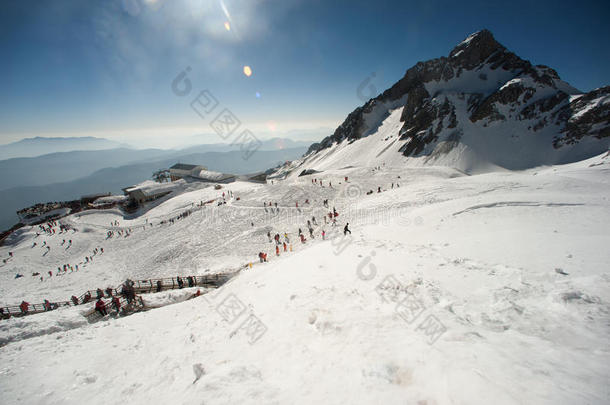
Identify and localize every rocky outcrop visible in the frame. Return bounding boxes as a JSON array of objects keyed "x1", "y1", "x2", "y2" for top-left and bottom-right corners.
[{"x1": 553, "y1": 86, "x2": 610, "y2": 147}]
